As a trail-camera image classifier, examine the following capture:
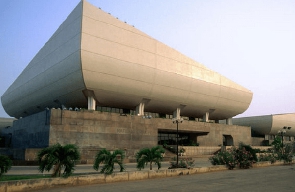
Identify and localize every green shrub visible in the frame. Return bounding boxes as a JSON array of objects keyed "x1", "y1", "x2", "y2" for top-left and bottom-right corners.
[
  {"x1": 281, "y1": 144, "x2": 293, "y2": 164},
  {"x1": 235, "y1": 147, "x2": 254, "y2": 169},
  {"x1": 209, "y1": 143, "x2": 256, "y2": 170},
  {"x1": 209, "y1": 148, "x2": 236, "y2": 170},
  {"x1": 0, "y1": 155, "x2": 12, "y2": 177},
  {"x1": 169, "y1": 158, "x2": 195, "y2": 169},
  {"x1": 271, "y1": 136, "x2": 294, "y2": 163},
  {"x1": 258, "y1": 153, "x2": 277, "y2": 164},
  {"x1": 238, "y1": 143, "x2": 258, "y2": 162}
]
